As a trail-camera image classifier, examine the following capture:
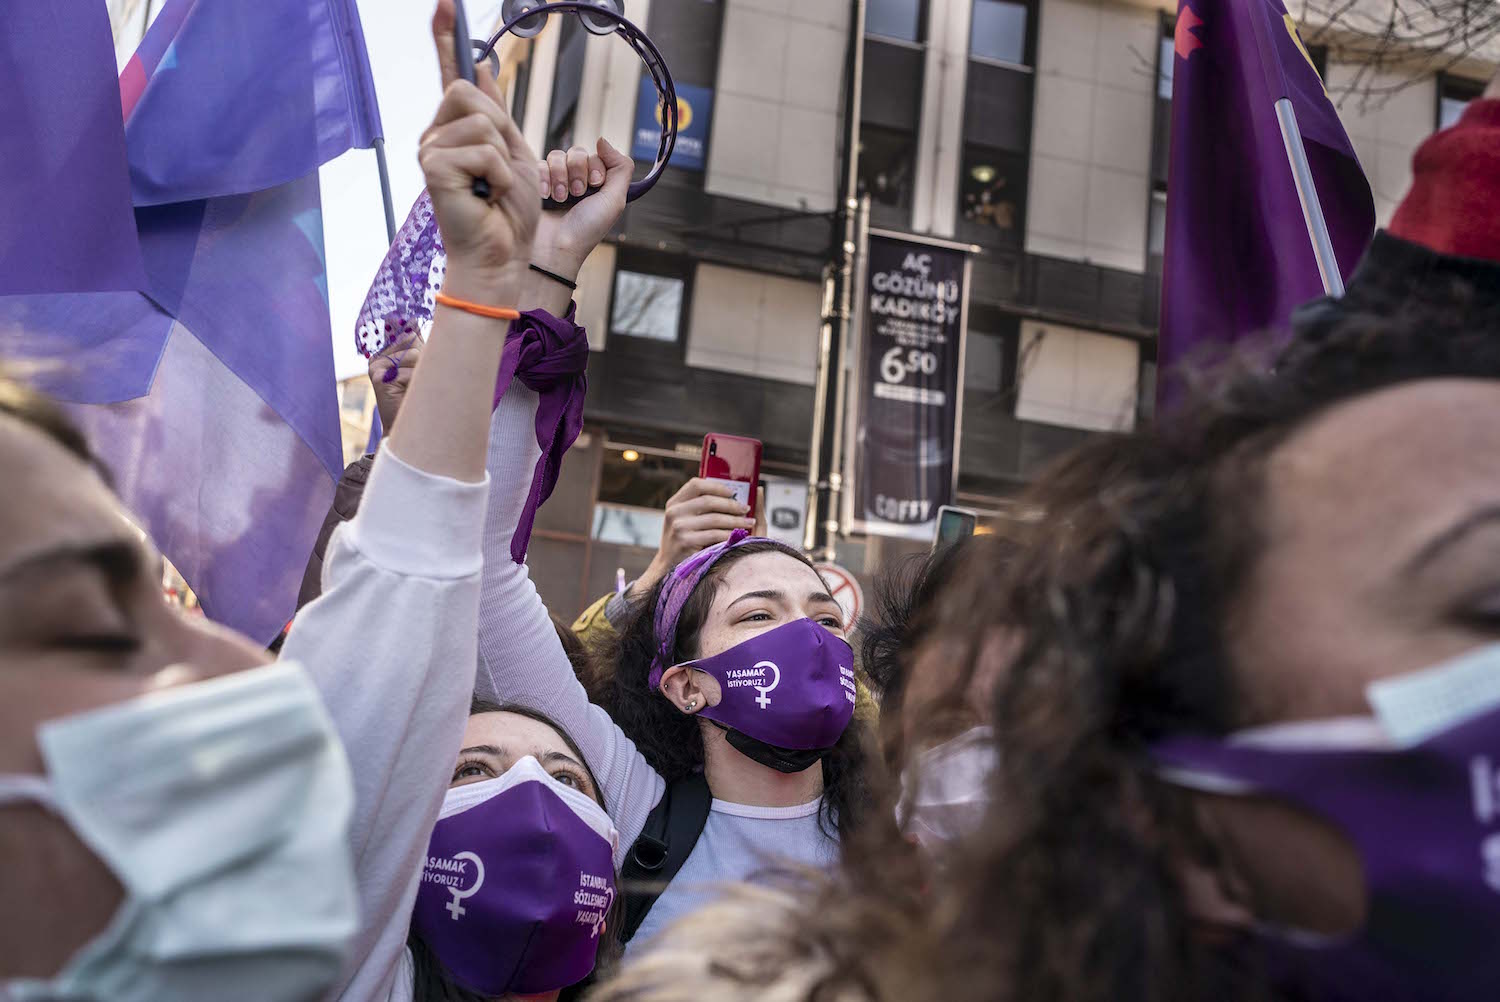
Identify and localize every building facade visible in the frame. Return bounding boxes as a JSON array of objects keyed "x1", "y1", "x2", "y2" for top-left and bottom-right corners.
[{"x1": 498, "y1": 0, "x2": 1494, "y2": 617}]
